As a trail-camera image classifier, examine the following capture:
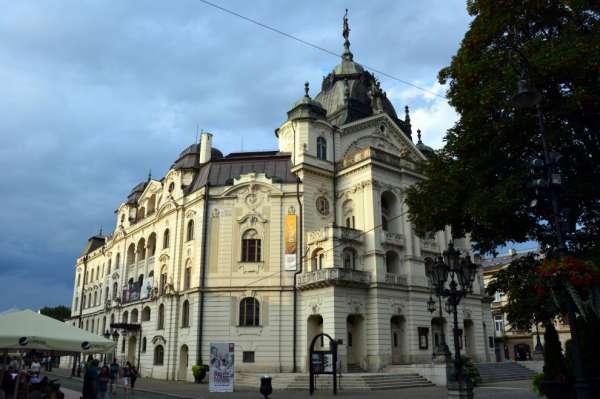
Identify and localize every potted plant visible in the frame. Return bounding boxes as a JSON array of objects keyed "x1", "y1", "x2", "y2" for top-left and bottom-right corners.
[{"x1": 192, "y1": 364, "x2": 209, "y2": 383}]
